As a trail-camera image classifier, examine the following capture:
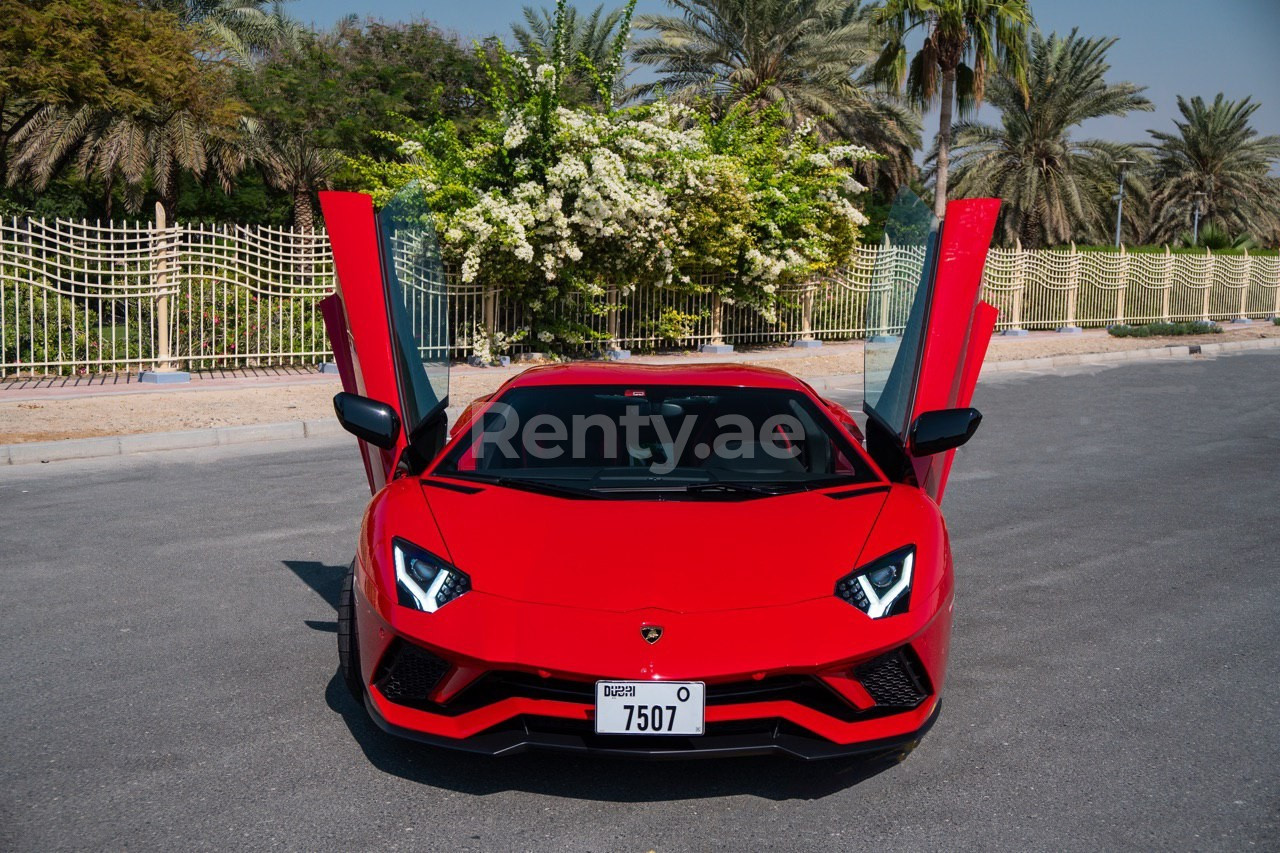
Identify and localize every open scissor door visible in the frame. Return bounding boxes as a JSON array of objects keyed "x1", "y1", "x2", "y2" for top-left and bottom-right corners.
[
  {"x1": 319, "y1": 182, "x2": 450, "y2": 494},
  {"x1": 863, "y1": 190, "x2": 1000, "y2": 503}
]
